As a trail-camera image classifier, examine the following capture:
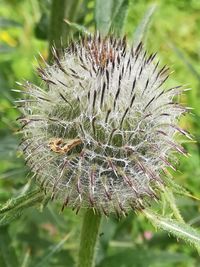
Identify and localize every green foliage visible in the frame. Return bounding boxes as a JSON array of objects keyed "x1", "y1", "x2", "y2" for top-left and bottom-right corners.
[
  {"x1": 0, "y1": 226, "x2": 19, "y2": 267},
  {"x1": 0, "y1": 189, "x2": 48, "y2": 226},
  {"x1": 63, "y1": 19, "x2": 91, "y2": 35},
  {"x1": 95, "y1": 0, "x2": 129, "y2": 35},
  {"x1": 144, "y1": 209, "x2": 200, "y2": 252},
  {"x1": 97, "y1": 249, "x2": 193, "y2": 267},
  {"x1": 0, "y1": 0, "x2": 200, "y2": 266},
  {"x1": 133, "y1": 3, "x2": 157, "y2": 45},
  {"x1": 0, "y1": 18, "x2": 22, "y2": 28}
]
